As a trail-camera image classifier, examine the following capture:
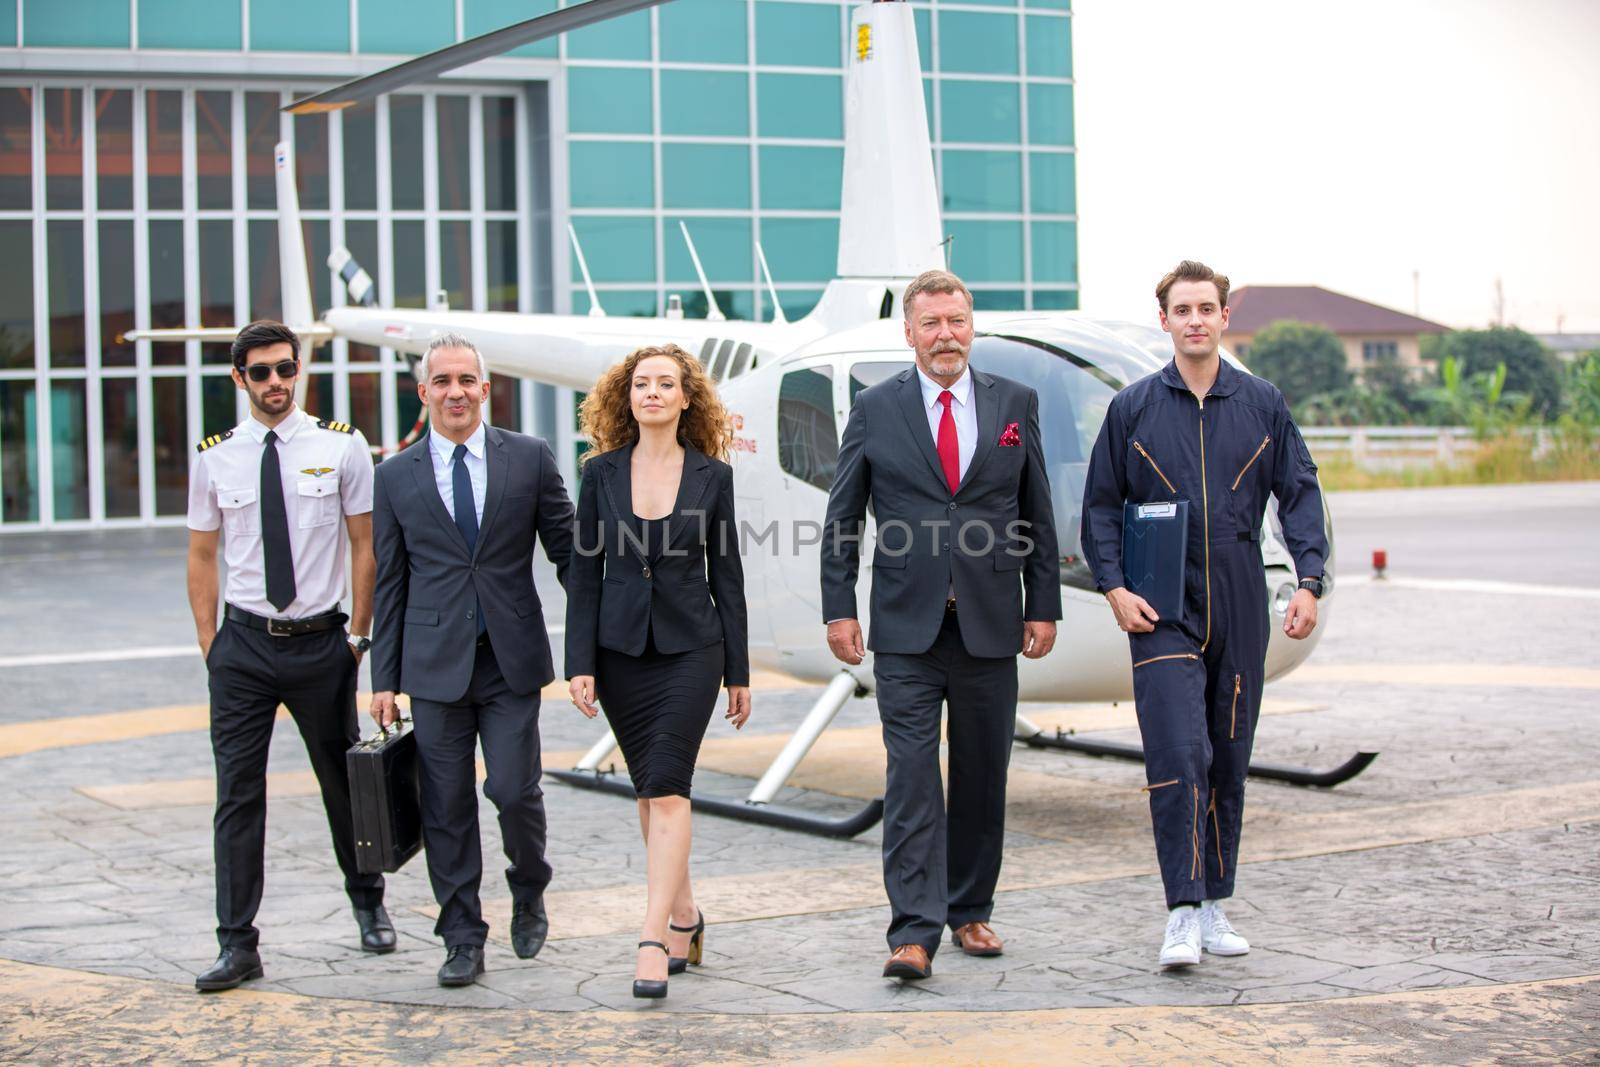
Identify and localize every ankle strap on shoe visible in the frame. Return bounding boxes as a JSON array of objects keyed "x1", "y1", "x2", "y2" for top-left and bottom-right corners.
[
  {"x1": 638, "y1": 940, "x2": 667, "y2": 952},
  {"x1": 668, "y1": 911, "x2": 704, "y2": 933}
]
